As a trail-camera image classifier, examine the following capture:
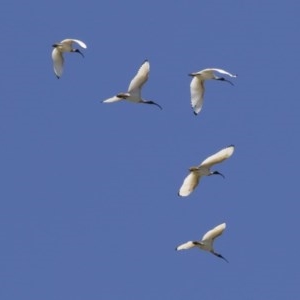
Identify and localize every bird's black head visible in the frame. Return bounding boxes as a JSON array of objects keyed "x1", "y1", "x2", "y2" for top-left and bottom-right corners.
[{"x1": 211, "y1": 171, "x2": 225, "y2": 178}]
